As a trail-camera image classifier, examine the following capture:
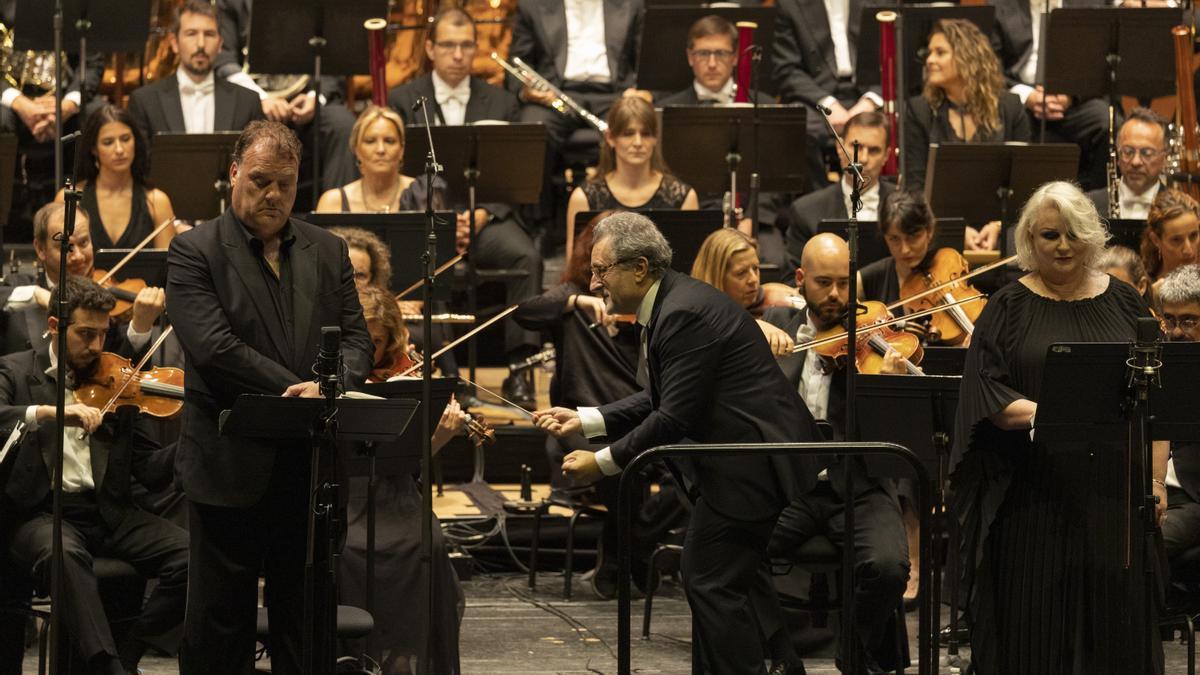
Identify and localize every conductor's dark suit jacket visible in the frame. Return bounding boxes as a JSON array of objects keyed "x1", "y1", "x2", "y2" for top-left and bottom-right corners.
[
  {"x1": 126, "y1": 74, "x2": 265, "y2": 140},
  {"x1": 165, "y1": 210, "x2": 371, "y2": 508},
  {"x1": 595, "y1": 270, "x2": 821, "y2": 522},
  {"x1": 506, "y1": 0, "x2": 643, "y2": 93}
]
